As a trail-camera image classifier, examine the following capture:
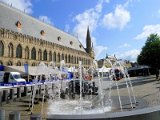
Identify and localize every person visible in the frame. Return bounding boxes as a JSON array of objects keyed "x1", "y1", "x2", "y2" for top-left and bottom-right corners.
[{"x1": 156, "y1": 68, "x2": 159, "y2": 80}]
